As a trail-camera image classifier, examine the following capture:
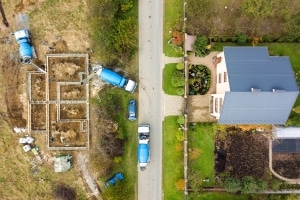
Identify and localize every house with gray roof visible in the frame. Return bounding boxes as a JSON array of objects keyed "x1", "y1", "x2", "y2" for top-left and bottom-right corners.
[{"x1": 211, "y1": 46, "x2": 299, "y2": 125}]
